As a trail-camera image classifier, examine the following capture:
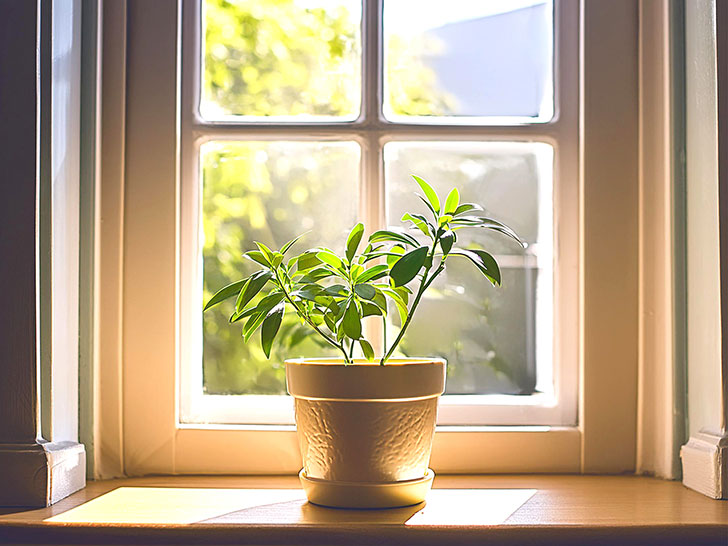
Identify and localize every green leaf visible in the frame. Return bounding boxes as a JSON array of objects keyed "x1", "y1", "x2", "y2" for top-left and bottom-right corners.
[
  {"x1": 316, "y1": 250, "x2": 344, "y2": 270},
  {"x1": 368, "y1": 229, "x2": 419, "y2": 247},
  {"x1": 243, "y1": 250, "x2": 271, "y2": 268},
  {"x1": 342, "y1": 299, "x2": 362, "y2": 339},
  {"x1": 324, "y1": 284, "x2": 348, "y2": 297},
  {"x1": 254, "y1": 241, "x2": 276, "y2": 263},
  {"x1": 453, "y1": 202, "x2": 483, "y2": 216},
  {"x1": 412, "y1": 175, "x2": 440, "y2": 214},
  {"x1": 361, "y1": 301, "x2": 383, "y2": 317},
  {"x1": 386, "y1": 245, "x2": 406, "y2": 268},
  {"x1": 390, "y1": 246, "x2": 428, "y2": 287},
  {"x1": 449, "y1": 248, "x2": 501, "y2": 286},
  {"x1": 415, "y1": 193, "x2": 438, "y2": 219},
  {"x1": 384, "y1": 291, "x2": 408, "y2": 325},
  {"x1": 440, "y1": 230, "x2": 455, "y2": 255},
  {"x1": 444, "y1": 188, "x2": 460, "y2": 215},
  {"x1": 478, "y1": 218, "x2": 525, "y2": 247},
  {"x1": 261, "y1": 303, "x2": 285, "y2": 358},
  {"x1": 359, "y1": 339, "x2": 375, "y2": 361},
  {"x1": 292, "y1": 285, "x2": 323, "y2": 302},
  {"x1": 380, "y1": 287, "x2": 407, "y2": 309},
  {"x1": 297, "y1": 251, "x2": 322, "y2": 271},
  {"x1": 354, "y1": 283, "x2": 376, "y2": 300},
  {"x1": 450, "y1": 217, "x2": 524, "y2": 247},
  {"x1": 346, "y1": 223, "x2": 365, "y2": 263},
  {"x1": 324, "y1": 311, "x2": 337, "y2": 333},
  {"x1": 235, "y1": 270, "x2": 273, "y2": 312},
  {"x1": 204, "y1": 278, "x2": 248, "y2": 311},
  {"x1": 372, "y1": 289, "x2": 388, "y2": 312},
  {"x1": 229, "y1": 305, "x2": 259, "y2": 324},
  {"x1": 449, "y1": 215, "x2": 487, "y2": 225},
  {"x1": 356, "y1": 264, "x2": 389, "y2": 284},
  {"x1": 401, "y1": 213, "x2": 431, "y2": 237},
  {"x1": 393, "y1": 286, "x2": 410, "y2": 305},
  {"x1": 297, "y1": 267, "x2": 333, "y2": 282},
  {"x1": 243, "y1": 292, "x2": 285, "y2": 341},
  {"x1": 438, "y1": 214, "x2": 452, "y2": 227},
  {"x1": 280, "y1": 232, "x2": 309, "y2": 255}
]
